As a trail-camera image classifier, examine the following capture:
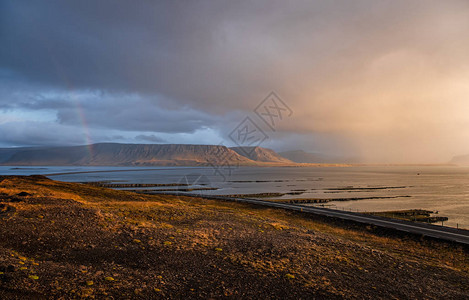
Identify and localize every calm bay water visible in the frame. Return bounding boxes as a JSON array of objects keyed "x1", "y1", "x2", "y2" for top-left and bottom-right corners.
[{"x1": 2, "y1": 165, "x2": 469, "y2": 229}]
